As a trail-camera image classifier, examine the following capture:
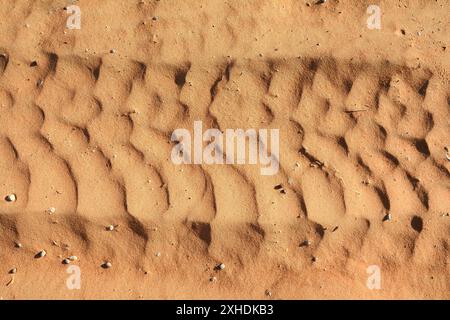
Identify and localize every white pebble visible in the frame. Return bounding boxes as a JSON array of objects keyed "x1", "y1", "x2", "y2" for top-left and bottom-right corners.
[
  {"x1": 62, "y1": 258, "x2": 70, "y2": 264},
  {"x1": 300, "y1": 240, "x2": 311, "y2": 247},
  {"x1": 69, "y1": 255, "x2": 78, "y2": 261},
  {"x1": 36, "y1": 250, "x2": 46, "y2": 258},
  {"x1": 102, "y1": 261, "x2": 112, "y2": 269},
  {"x1": 47, "y1": 207, "x2": 56, "y2": 214},
  {"x1": 9, "y1": 268, "x2": 17, "y2": 274},
  {"x1": 5, "y1": 194, "x2": 17, "y2": 202},
  {"x1": 218, "y1": 263, "x2": 225, "y2": 270}
]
